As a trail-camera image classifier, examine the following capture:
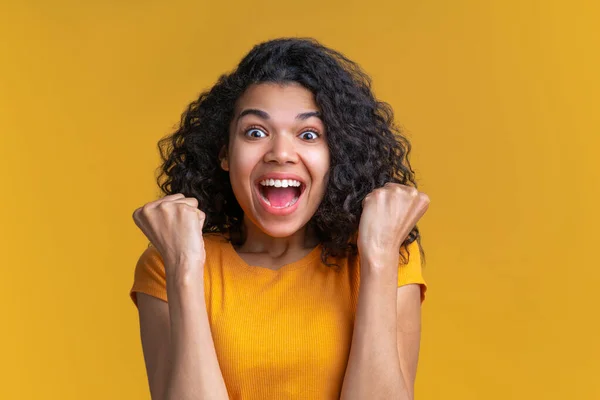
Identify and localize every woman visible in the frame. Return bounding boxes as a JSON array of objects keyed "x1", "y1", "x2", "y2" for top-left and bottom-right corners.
[{"x1": 130, "y1": 37, "x2": 430, "y2": 400}]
